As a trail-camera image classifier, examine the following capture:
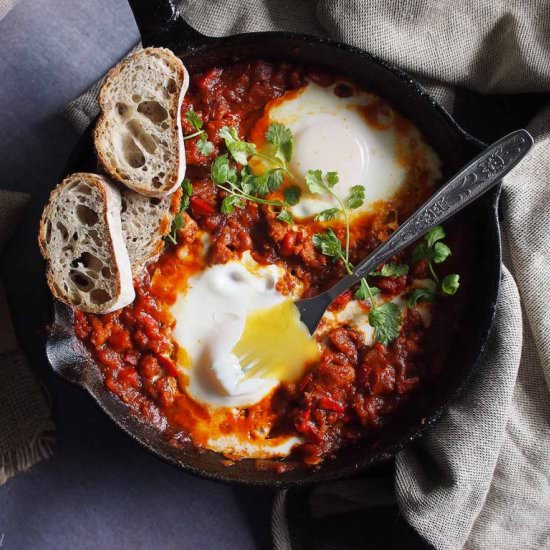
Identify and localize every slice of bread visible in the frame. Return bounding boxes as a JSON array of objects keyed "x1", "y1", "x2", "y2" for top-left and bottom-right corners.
[
  {"x1": 38, "y1": 173, "x2": 135, "y2": 314},
  {"x1": 121, "y1": 186, "x2": 182, "y2": 276},
  {"x1": 94, "y1": 47, "x2": 189, "y2": 197}
]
